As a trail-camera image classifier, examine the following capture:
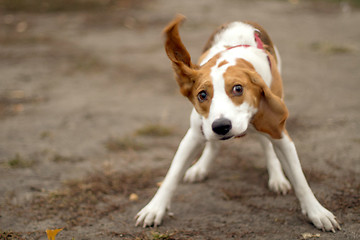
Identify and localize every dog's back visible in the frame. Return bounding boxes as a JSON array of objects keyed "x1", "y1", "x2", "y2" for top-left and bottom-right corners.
[{"x1": 200, "y1": 21, "x2": 279, "y2": 70}]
